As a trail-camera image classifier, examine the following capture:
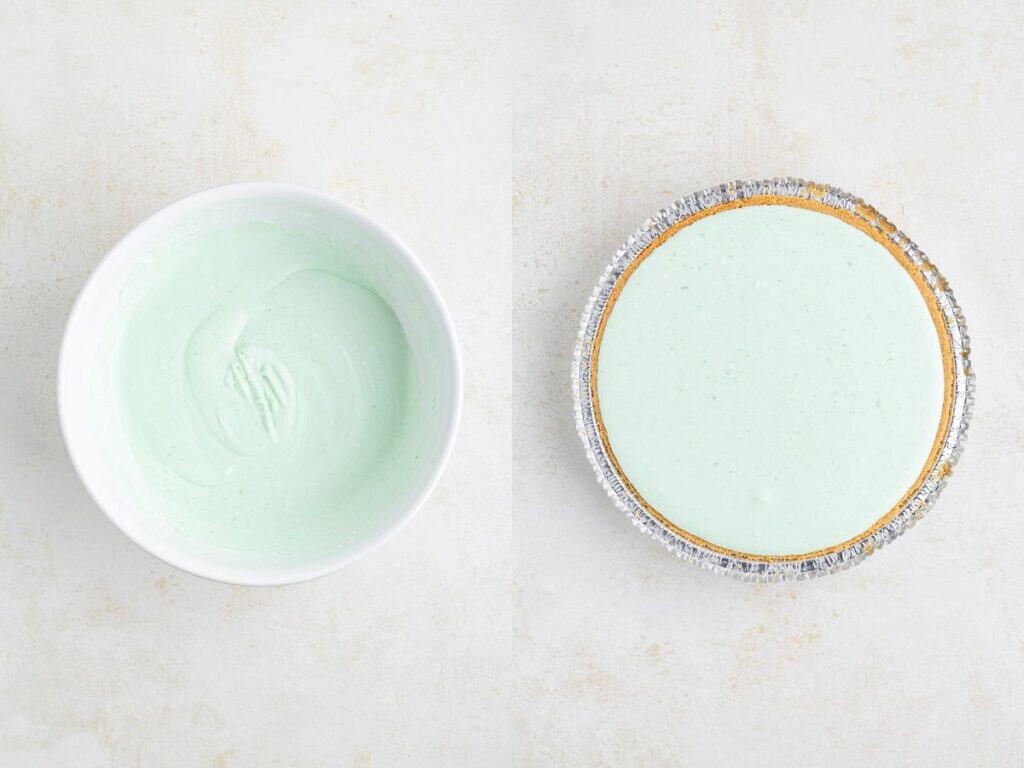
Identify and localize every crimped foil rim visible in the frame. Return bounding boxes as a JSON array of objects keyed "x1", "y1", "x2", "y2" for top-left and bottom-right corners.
[{"x1": 571, "y1": 178, "x2": 974, "y2": 582}]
